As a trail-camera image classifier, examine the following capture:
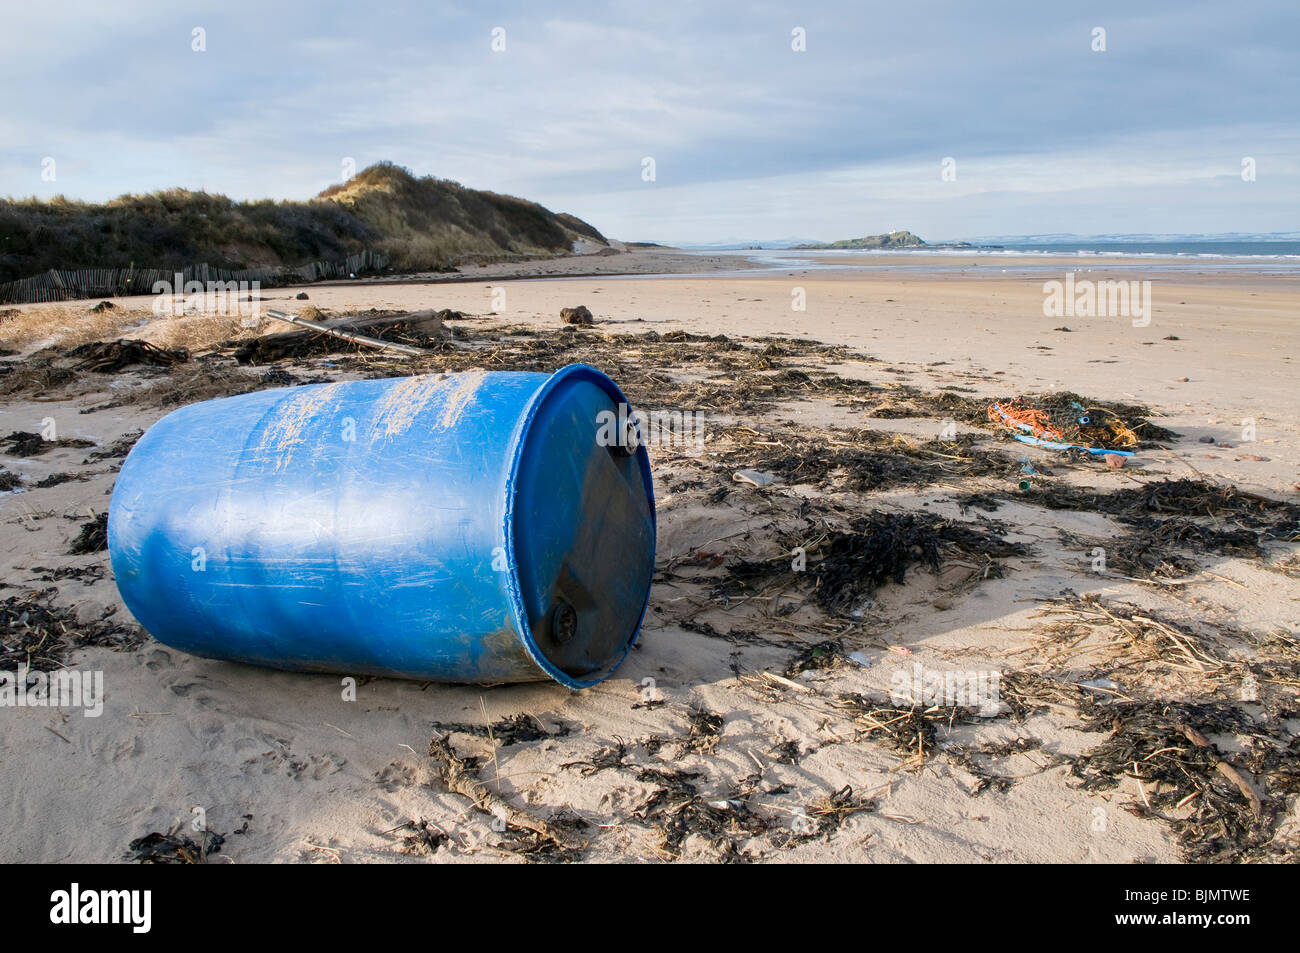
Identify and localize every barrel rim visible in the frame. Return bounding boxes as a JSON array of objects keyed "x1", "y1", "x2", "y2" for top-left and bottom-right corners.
[{"x1": 501, "y1": 363, "x2": 657, "y2": 689}]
